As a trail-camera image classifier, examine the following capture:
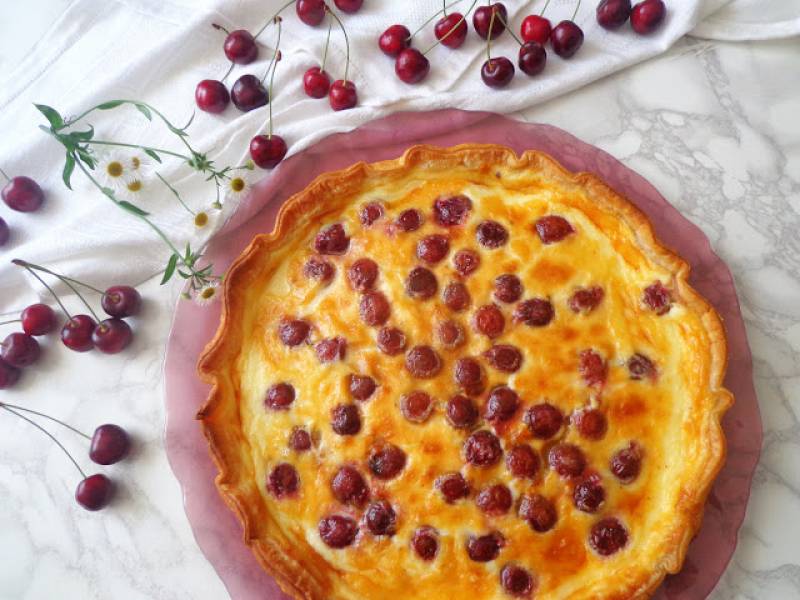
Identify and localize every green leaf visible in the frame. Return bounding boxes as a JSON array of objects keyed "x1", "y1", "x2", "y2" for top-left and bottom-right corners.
[
  {"x1": 34, "y1": 104, "x2": 64, "y2": 129},
  {"x1": 62, "y1": 154, "x2": 76, "y2": 190},
  {"x1": 117, "y1": 200, "x2": 150, "y2": 216},
  {"x1": 97, "y1": 100, "x2": 125, "y2": 110},
  {"x1": 144, "y1": 148, "x2": 162, "y2": 163},
  {"x1": 135, "y1": 103, "x2": 152, "y2": 121},
  {"x1": 177, "y1": 269, "x2": 192, "y2": 279},
  {"x1": 71, "y1": 126, "x2": 94, "y2": 141},
  {"x1": 161, "y1": 253, "x2": 179, "y2": 285}
]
